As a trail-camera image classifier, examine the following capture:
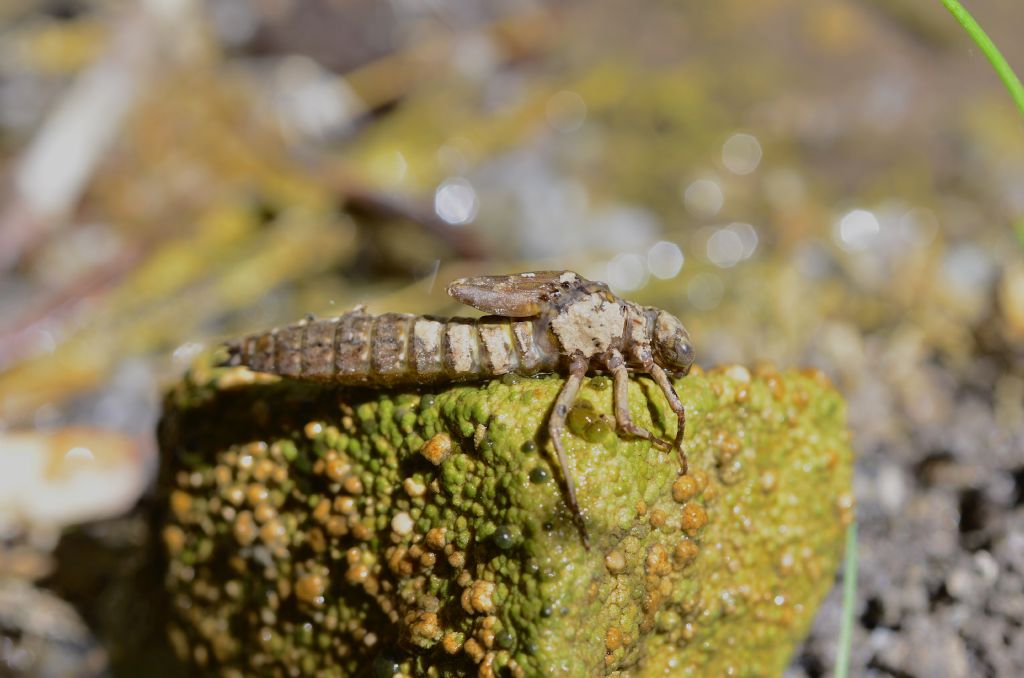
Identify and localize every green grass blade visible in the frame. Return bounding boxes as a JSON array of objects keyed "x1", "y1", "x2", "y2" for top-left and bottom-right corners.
[
  {"x1": 834, "y1": 522, "x2": 858, "y2": 678},
  {"x1": 941, "y1": 0, "x2": 1024, "y2": 118}
]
